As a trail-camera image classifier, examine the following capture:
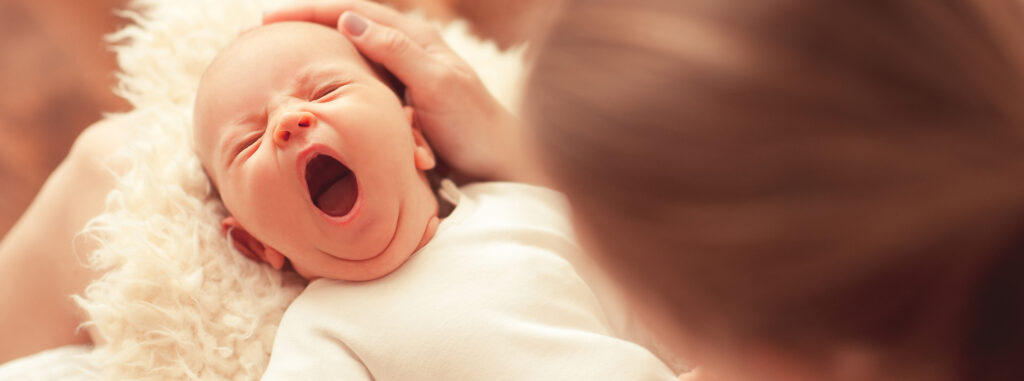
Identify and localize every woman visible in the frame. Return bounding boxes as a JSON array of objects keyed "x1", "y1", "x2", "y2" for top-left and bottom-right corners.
[{"x1": 265, "y1": 0, "x2": 1024, "y2": 379}]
